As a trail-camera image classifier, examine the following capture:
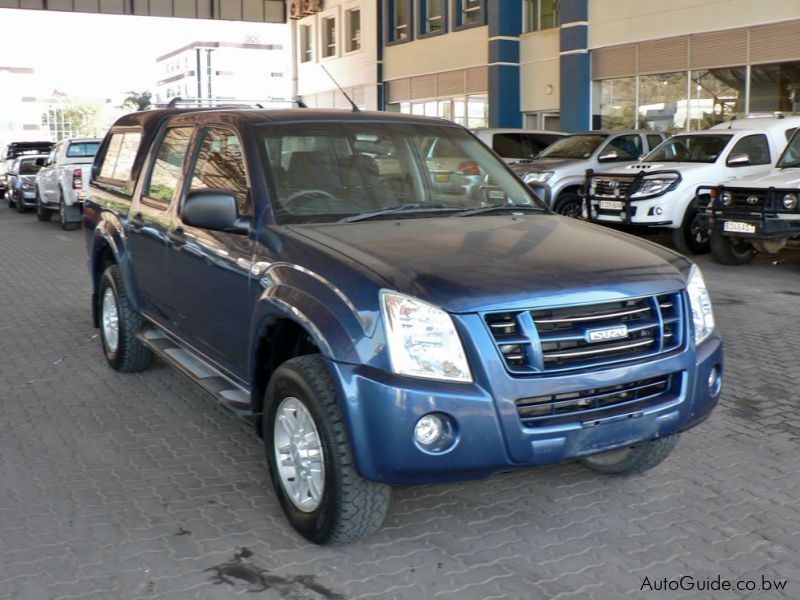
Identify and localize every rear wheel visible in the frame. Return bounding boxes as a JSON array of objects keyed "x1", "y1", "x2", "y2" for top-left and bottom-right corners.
[
  {"x1": 59, "y1": 194, "x2": 79, "y2": 231},
  {"x1": 710, "y1": 230, "x2": 755, "y2": 265},
  {"x1": 98, "y1": 265, "x2": 153, "y2": 372},
  {"x1": 554, "y1": 191, "x2": 583, "y2": 218},
  {"x1": 672, "y1": 208, "x2": 709, "y2": 255},
  {"x1": 36, "y1": 190, "x2": 52, "y2": 222},
  {"x1": 581, "y1": 435, "x2": 679, "y2": 475},
  {"x1": 264, "y1": 355, "x2": 391, "y2": 544}
]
